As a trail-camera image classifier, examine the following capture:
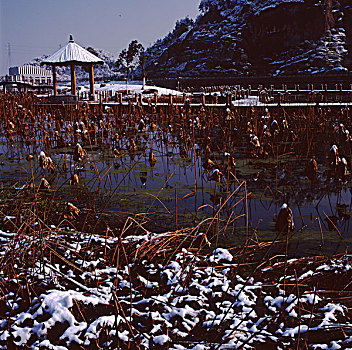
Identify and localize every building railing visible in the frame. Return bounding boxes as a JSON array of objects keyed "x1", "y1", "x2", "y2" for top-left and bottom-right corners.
[{"x1": 0, "y1": 75, "x2": 52, "y2": 85}]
